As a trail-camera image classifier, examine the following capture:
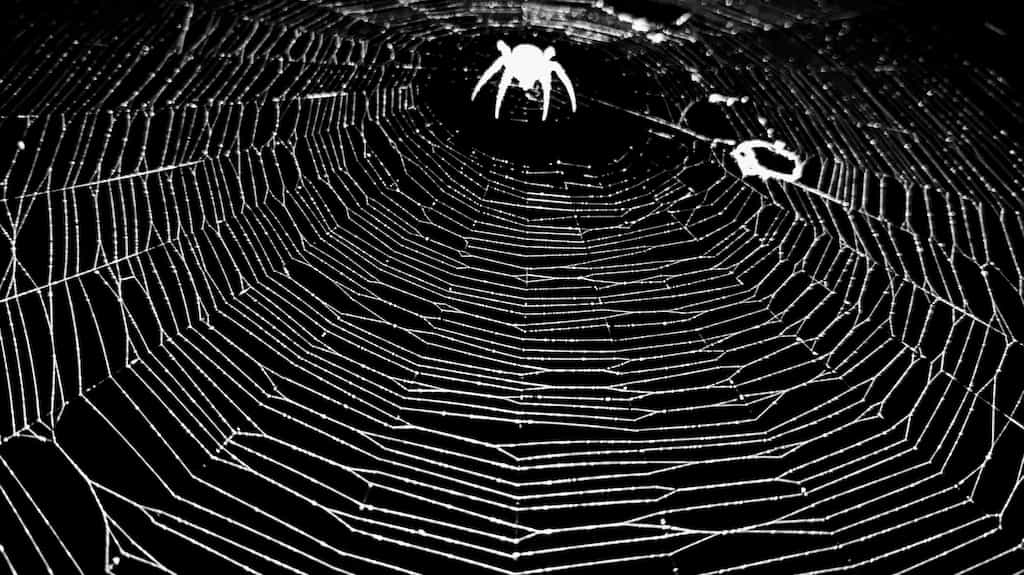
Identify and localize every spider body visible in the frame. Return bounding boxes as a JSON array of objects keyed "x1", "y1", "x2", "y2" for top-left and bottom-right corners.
[{"x1": 471, "y1": 40, "x2": 577, "y2": 121}]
